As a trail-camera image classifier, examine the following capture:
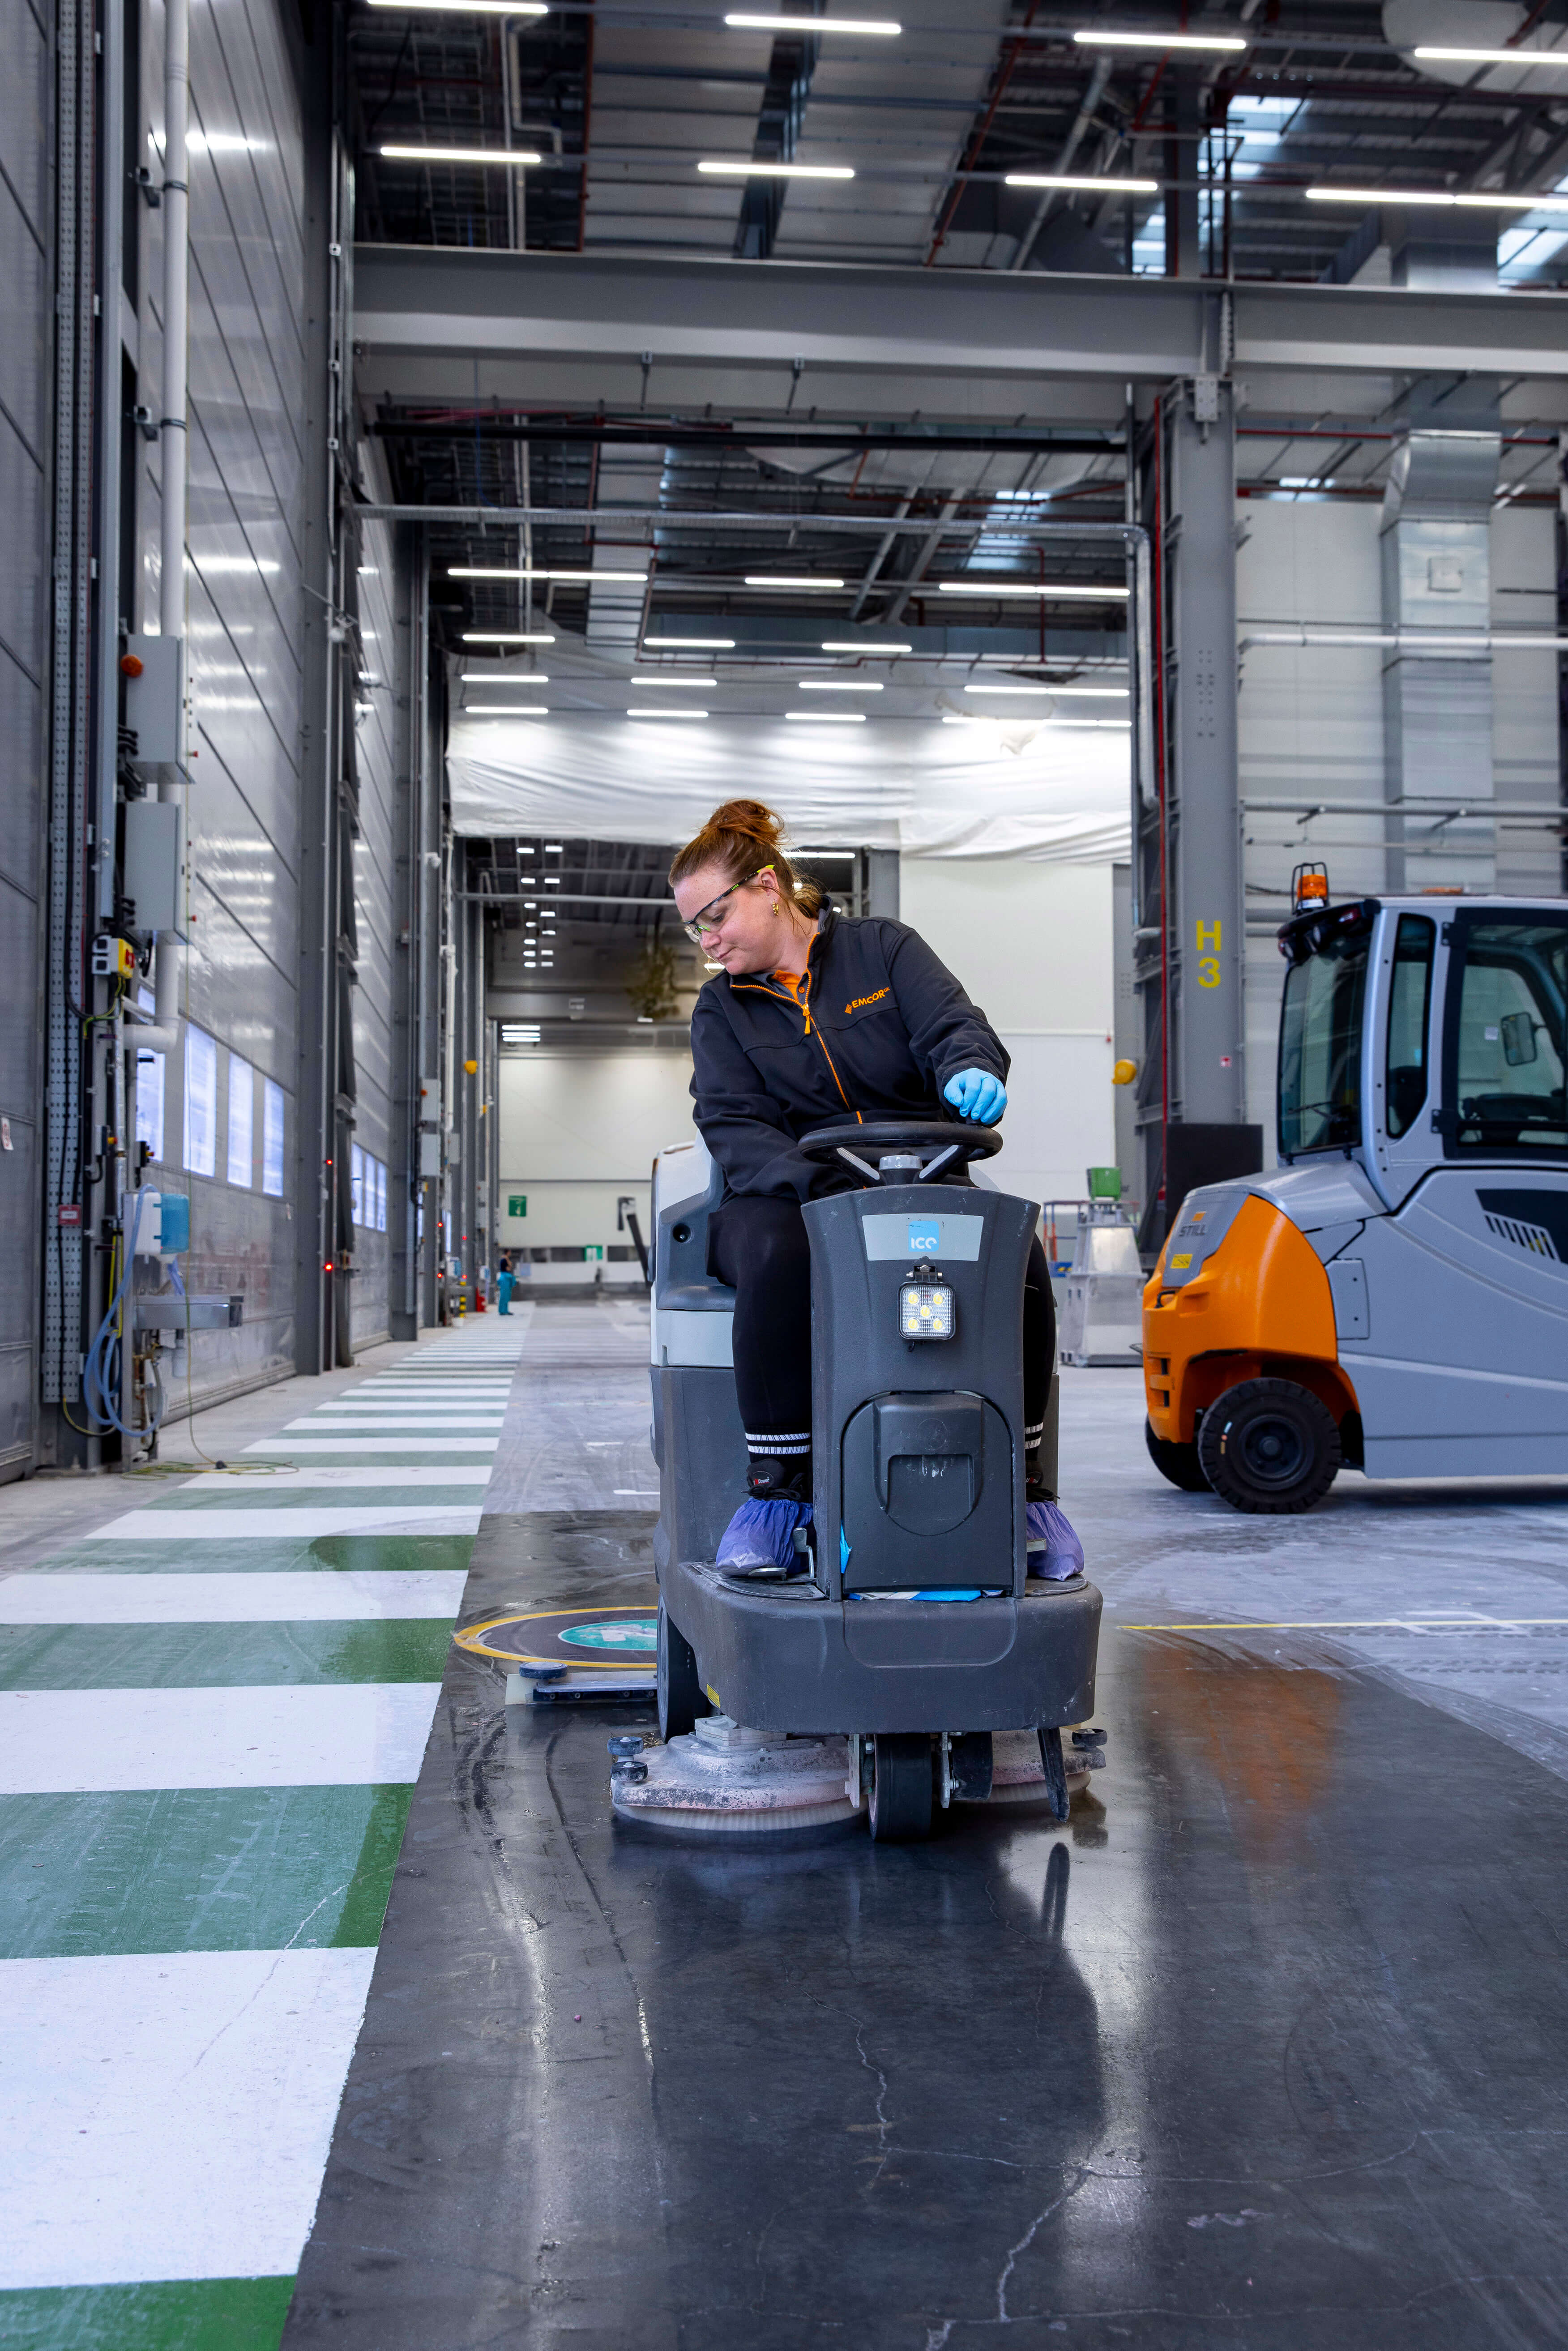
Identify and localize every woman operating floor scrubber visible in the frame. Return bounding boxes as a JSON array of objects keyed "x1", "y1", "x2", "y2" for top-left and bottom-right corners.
[{"x1": 670, "y1": 800, "x2": 1082, "y2": 1583}]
